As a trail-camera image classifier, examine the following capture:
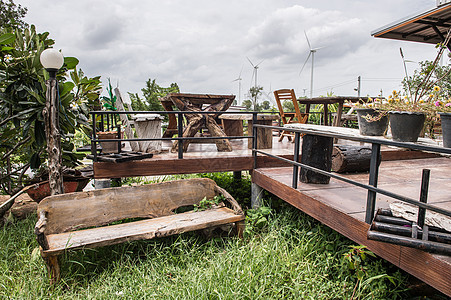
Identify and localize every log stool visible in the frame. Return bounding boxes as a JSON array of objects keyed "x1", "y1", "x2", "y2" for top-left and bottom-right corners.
[{"x1": 134, "y1": 114, "x2": 164, "y2": 153}]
